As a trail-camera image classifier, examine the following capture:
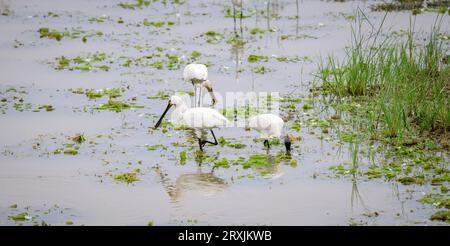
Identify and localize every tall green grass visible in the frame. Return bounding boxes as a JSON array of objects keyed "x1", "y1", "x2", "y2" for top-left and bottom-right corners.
[{"x1": 318, "y1": 11, "x2": 449, "y2": 140}]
